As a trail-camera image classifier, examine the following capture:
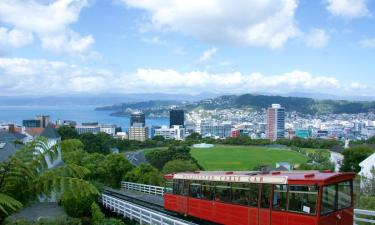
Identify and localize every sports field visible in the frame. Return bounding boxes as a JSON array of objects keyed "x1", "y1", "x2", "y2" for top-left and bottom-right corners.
[{"x1": 190, "y1": 145, "x2": 309, "y2": 171}]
